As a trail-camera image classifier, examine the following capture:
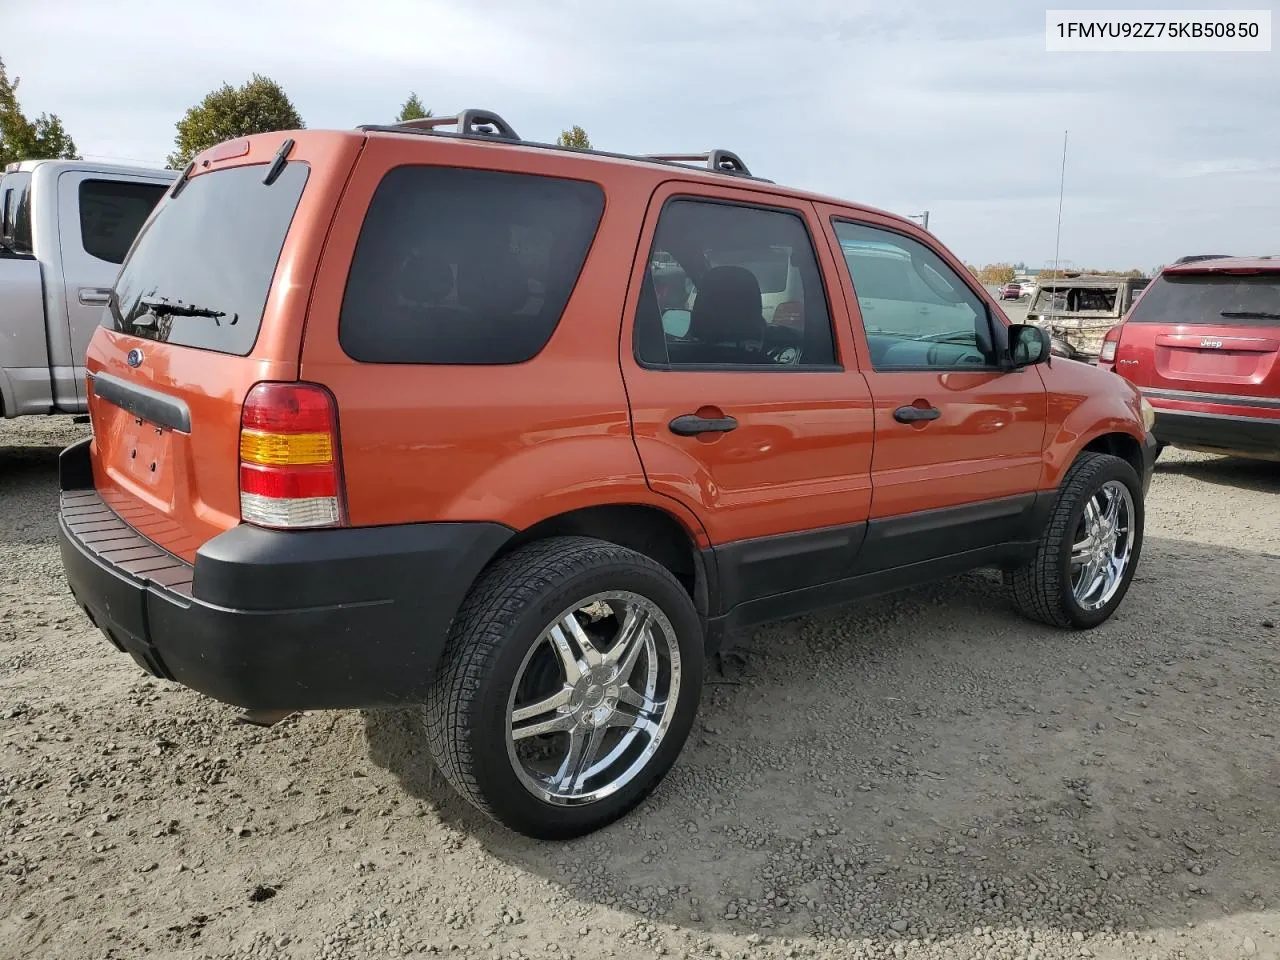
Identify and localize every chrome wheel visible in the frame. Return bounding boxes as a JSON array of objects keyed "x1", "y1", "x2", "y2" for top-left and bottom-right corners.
[
  {"x1": 1070, "y1": 479, "x2": 1135, "y2": 611},
  {"x1": 506, "y1": 591, "x2": 681, "y2": 806}
]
